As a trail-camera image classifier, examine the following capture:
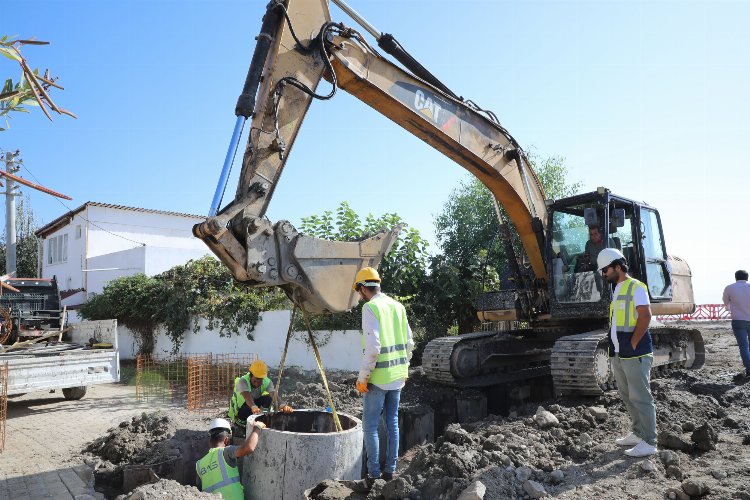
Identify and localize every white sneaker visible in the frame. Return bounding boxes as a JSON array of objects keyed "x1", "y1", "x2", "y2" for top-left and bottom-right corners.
[
  {"x1": 624, "y1": 440, "x2": 657, "y2": 457},
  {"x1": 615, "y1": 432, "x2": 642, "y2": 446}
]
